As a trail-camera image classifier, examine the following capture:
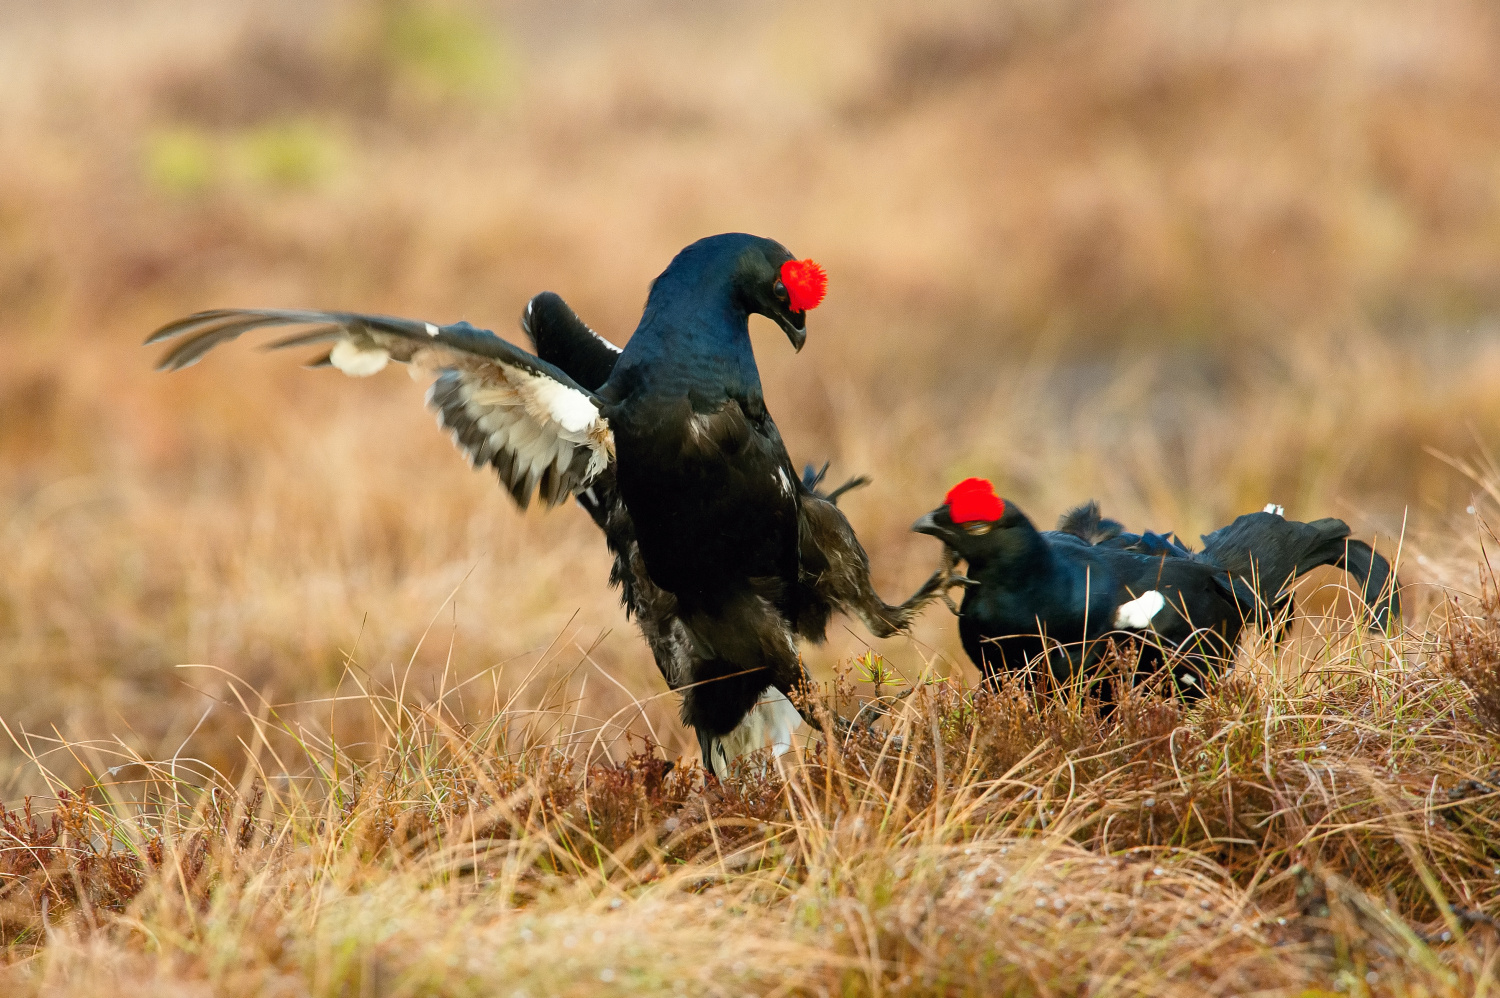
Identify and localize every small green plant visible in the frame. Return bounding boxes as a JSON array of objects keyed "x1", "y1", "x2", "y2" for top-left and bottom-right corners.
[
  {"x1": 854, "y1": 649, "x2": 901, "y2": 688},
  {"x1": 378, "y1": 0, "x2": 514, "y2": 101},
  {"x1": 144, "y1": 121, "x2": 340, "y2": 195}
]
